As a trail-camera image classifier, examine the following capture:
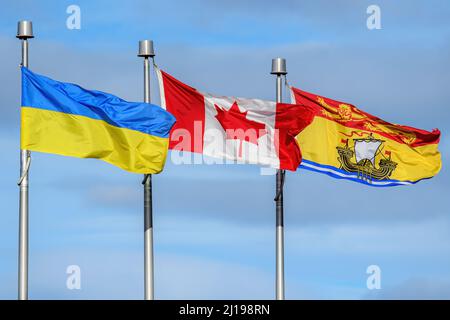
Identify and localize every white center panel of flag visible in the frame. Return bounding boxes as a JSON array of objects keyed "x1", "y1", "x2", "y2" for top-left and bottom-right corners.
[{"x1": 202, "y1": 93, "x2": 280, "y2": 168}]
